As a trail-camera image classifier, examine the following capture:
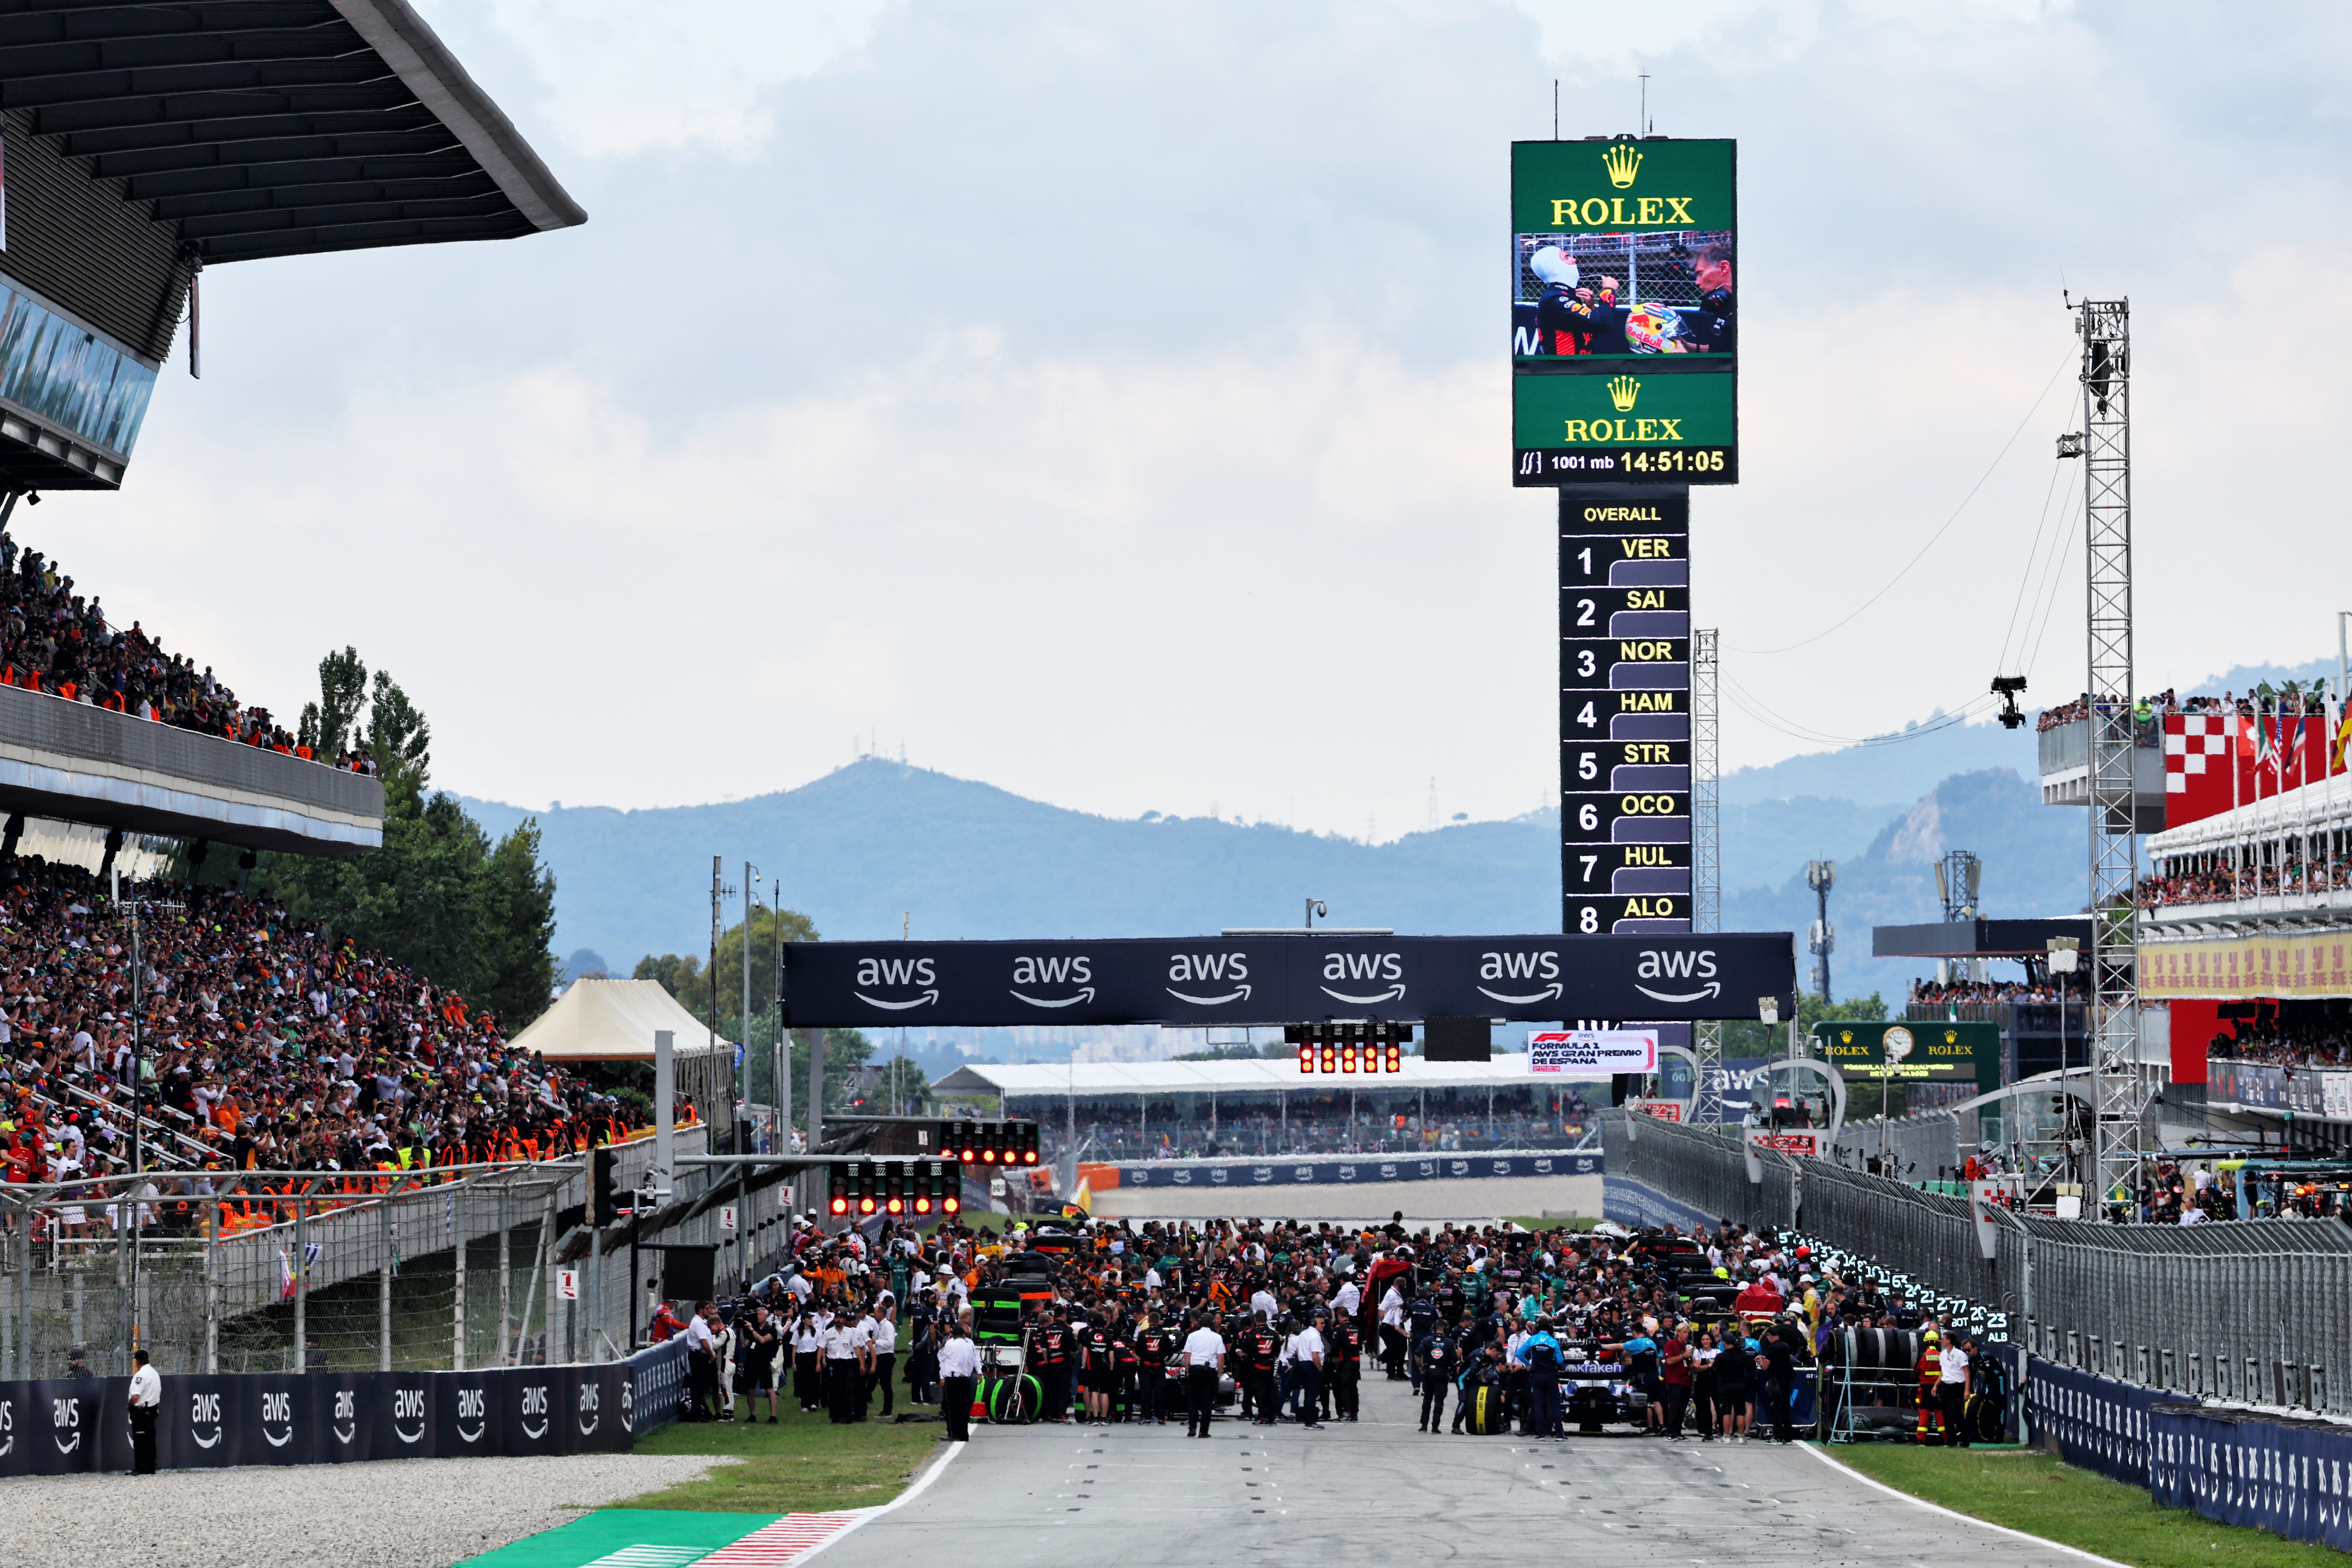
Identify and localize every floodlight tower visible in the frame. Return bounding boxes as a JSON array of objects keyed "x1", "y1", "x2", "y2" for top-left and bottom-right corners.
[
  {"x1": 1693, "y1": 628, "x2": 1723, "y2": 1120},
  {"x1": 2073, "y1": 298, "x2": 2149, "y2": 1219},
  {"x1": 1805, "y1": 860, "x2": 1836, "y2": 1002}
]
